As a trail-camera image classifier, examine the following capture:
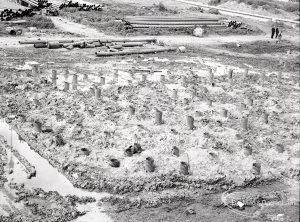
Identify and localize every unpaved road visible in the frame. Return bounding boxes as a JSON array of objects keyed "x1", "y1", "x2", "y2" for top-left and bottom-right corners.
[{"x1": 50, "y1": 16, "x2": 271, "y2": 46}]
